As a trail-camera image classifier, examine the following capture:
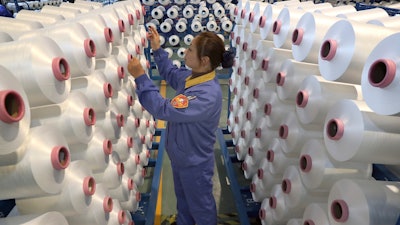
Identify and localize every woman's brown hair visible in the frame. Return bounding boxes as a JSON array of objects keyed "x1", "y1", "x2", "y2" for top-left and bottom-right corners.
[{"x1": 195, "y1": 32, "x2": 233, "y2": 70}]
